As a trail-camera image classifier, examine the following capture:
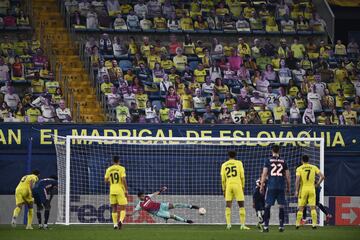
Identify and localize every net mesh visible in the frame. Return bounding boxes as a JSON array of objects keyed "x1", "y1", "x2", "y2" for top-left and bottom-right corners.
[{"x1": 54, "y1": 137, "x2": 322, "y2": 225}]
